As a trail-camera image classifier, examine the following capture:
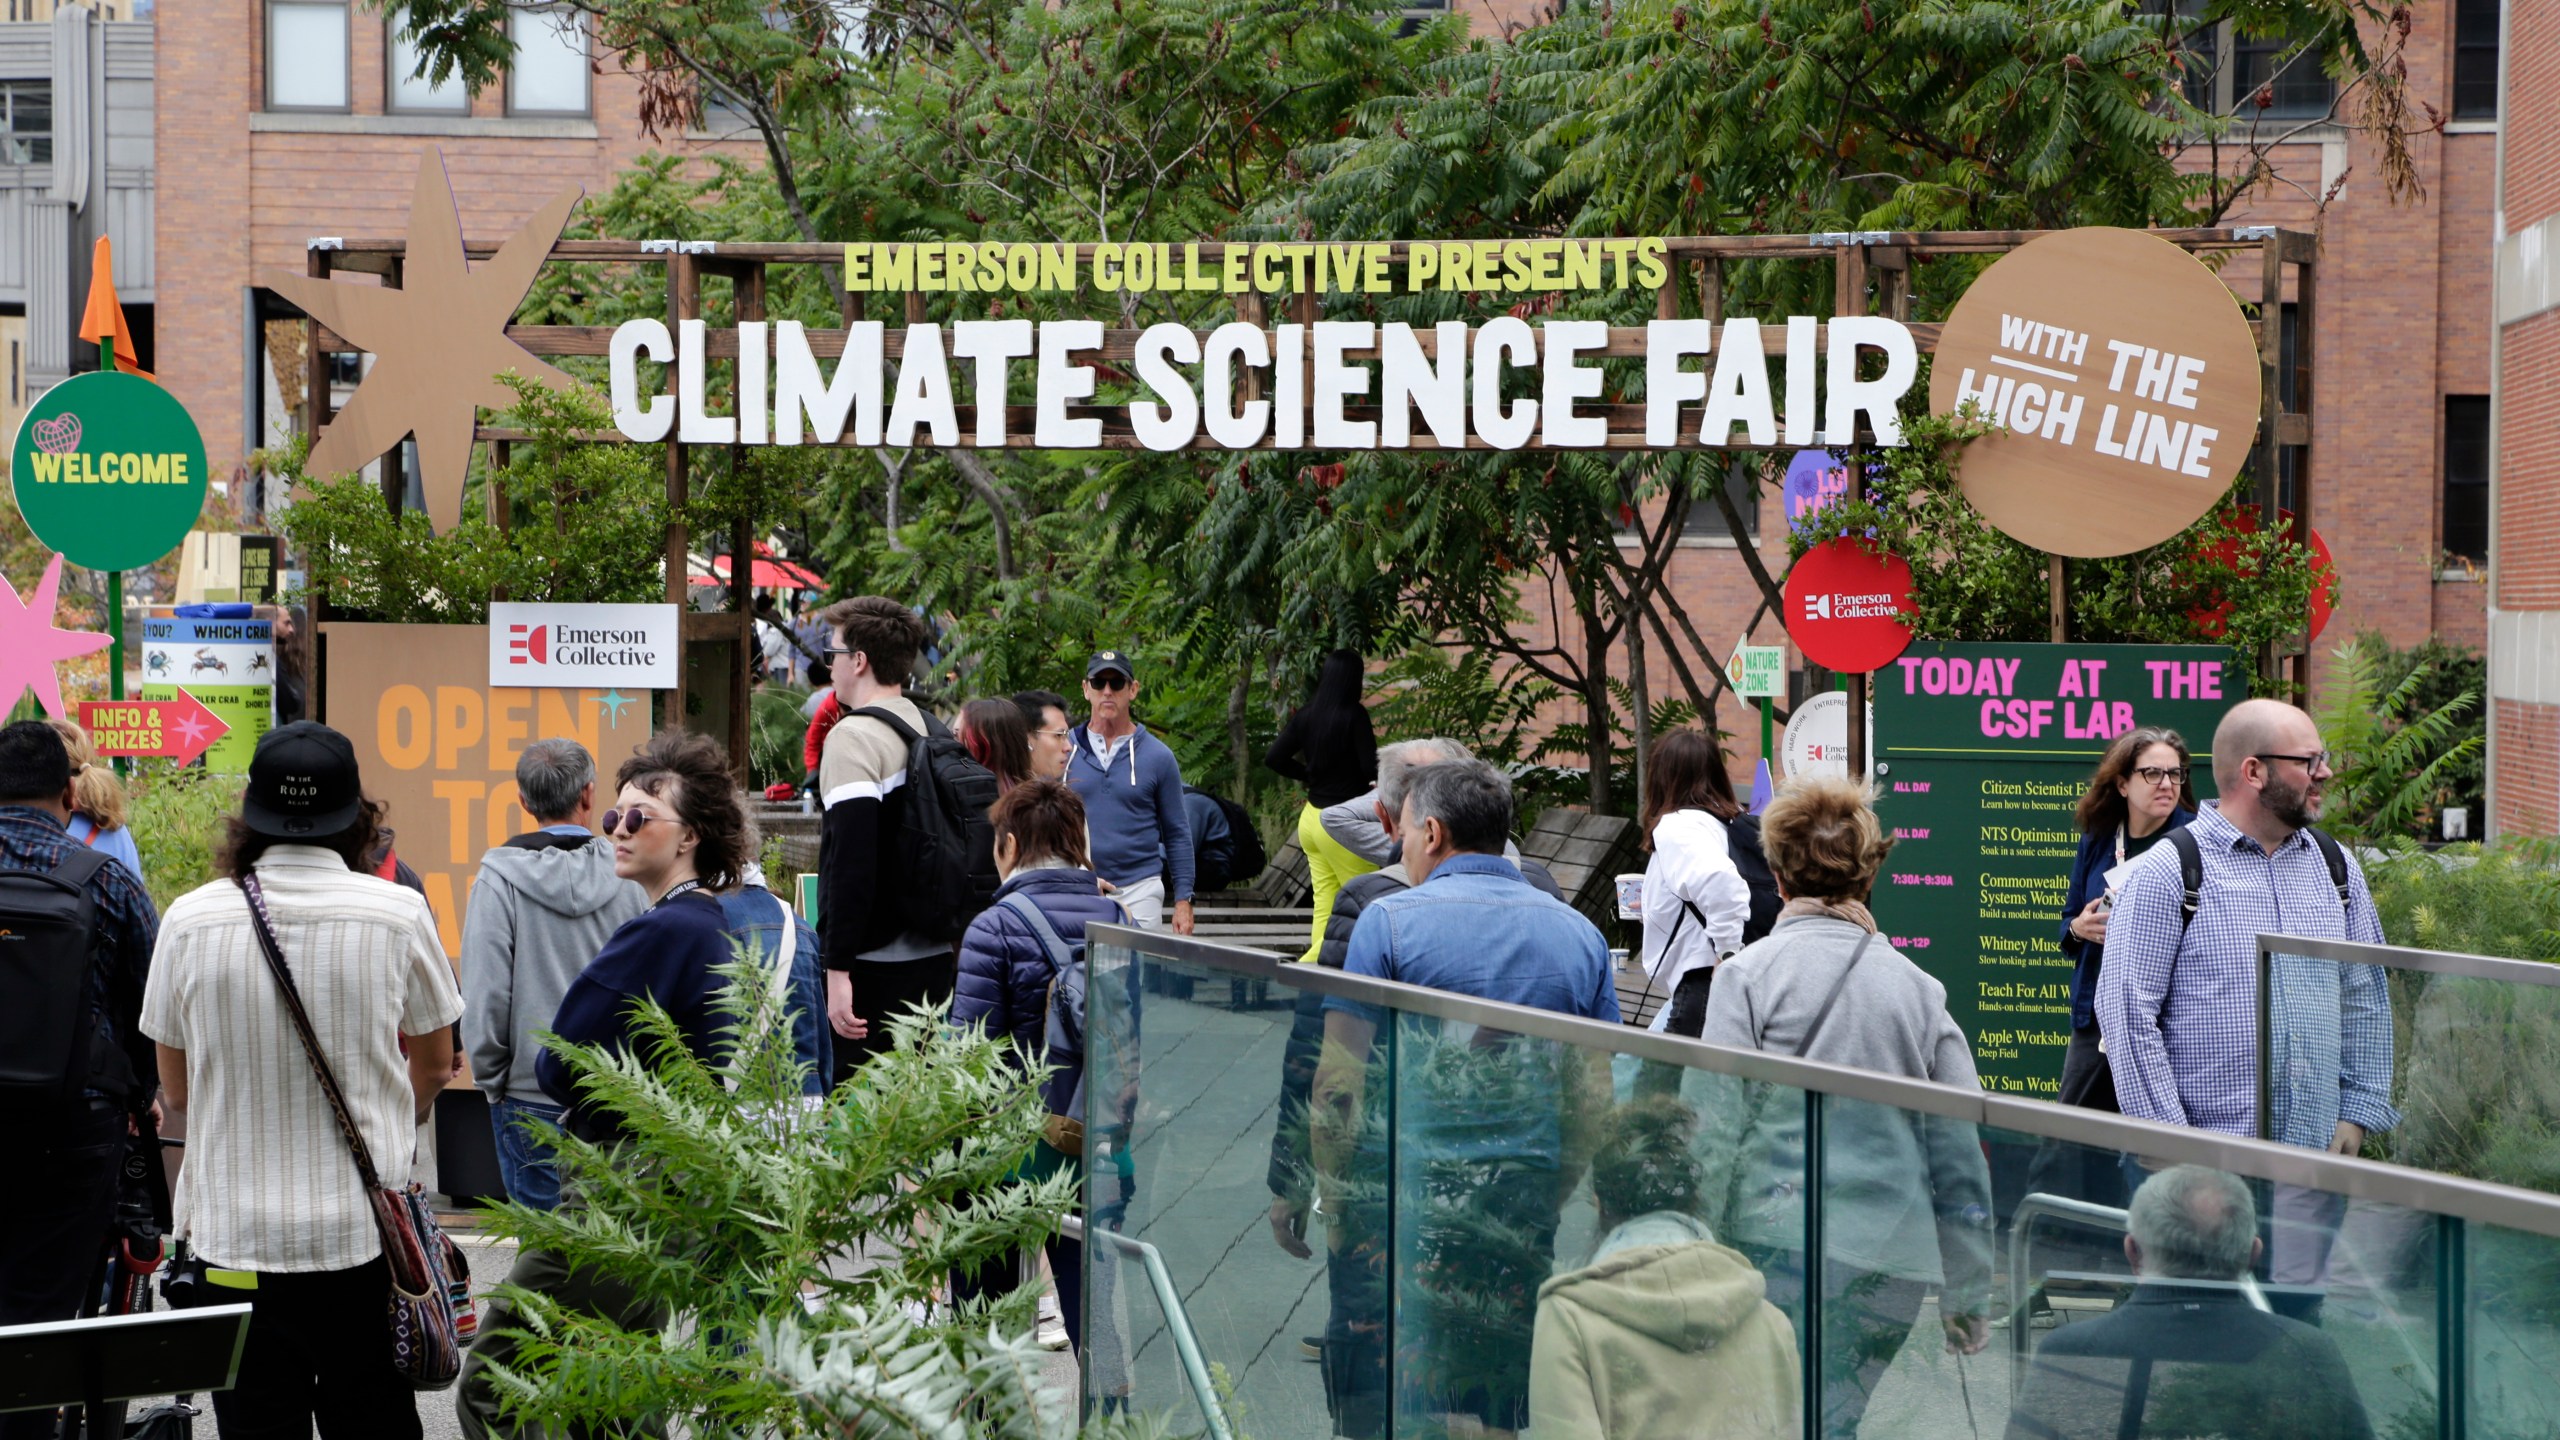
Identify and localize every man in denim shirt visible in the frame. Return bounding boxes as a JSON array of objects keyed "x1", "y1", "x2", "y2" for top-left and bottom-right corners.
[
  {"x1": 1311, "y1": 759, "x2": 1614, "y2": 1436},
  {"x1": 2097, "y1": 699, "x2": 2395, "y2": 1298}
]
